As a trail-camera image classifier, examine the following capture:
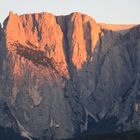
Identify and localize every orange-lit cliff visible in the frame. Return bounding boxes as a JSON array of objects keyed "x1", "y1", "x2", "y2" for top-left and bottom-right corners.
[{"x1": 0, "y1": 11, "x2": 140, "y2": 140}]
